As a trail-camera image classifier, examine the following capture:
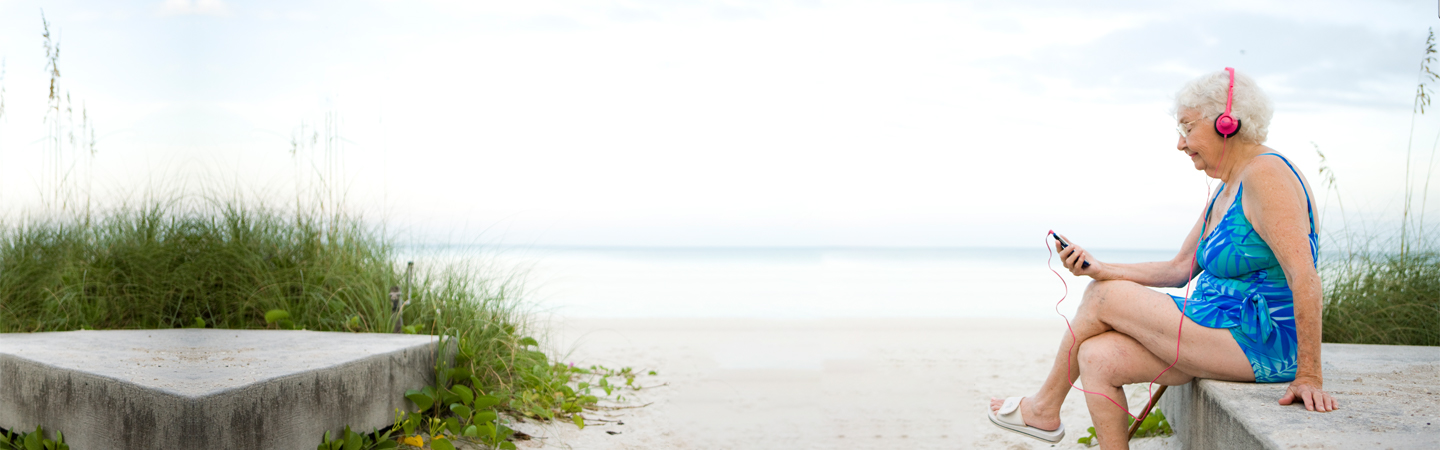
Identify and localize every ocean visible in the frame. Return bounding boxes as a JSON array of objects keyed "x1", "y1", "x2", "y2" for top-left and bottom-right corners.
[{"x1": 403, "y1": 246, "x2": 1186, "y2": 320}]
